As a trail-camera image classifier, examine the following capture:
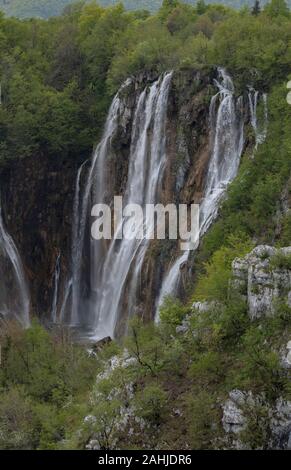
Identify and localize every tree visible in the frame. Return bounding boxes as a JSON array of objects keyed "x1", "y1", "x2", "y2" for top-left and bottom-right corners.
[
  {"x1": 265, "y1": 0, "x2": 290, "y2": 17},
  {"x1": 0, "y1": 387, "x2": 35, "y2": 450},
  {"x1": 160, "y1": 0, "x2": 180, "y2": 20},
  {"x1": 252, "y1": 0, "x2": 261, "y2": 15},
  {"x1": 133, "y1": 384, "x2": 167, "y2": 425},
  {"x1": 162, "y1": 0, "x2": 179, "y2": 8},
  {"x1": 196, "y1": 0, "x2": 208, "y2": 15},
  {"x1": 187, "y1": 391, "x2": 220, "y2": 450}
]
